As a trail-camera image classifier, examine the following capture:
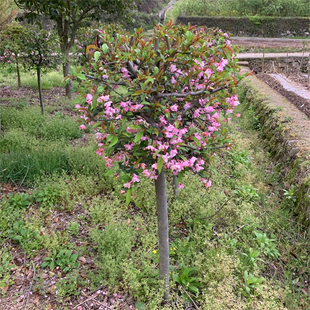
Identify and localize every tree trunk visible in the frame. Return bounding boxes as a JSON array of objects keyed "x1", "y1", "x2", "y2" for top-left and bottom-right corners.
[
  {"x1": 37, "y1": 67, "x2": 44, "y2": 114},
  {"x1": 173, "y1": 174, "x2": 178, "y2": 199},
  {"x1": 63, "y1": 50, "x2": 73, "y2": 99},
  {"x1": 155, "y1": 169, "x2": 170, "y2": 301},
  {"x1": 16, "y1": 58, "x2": 21, "y2": 88}
]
